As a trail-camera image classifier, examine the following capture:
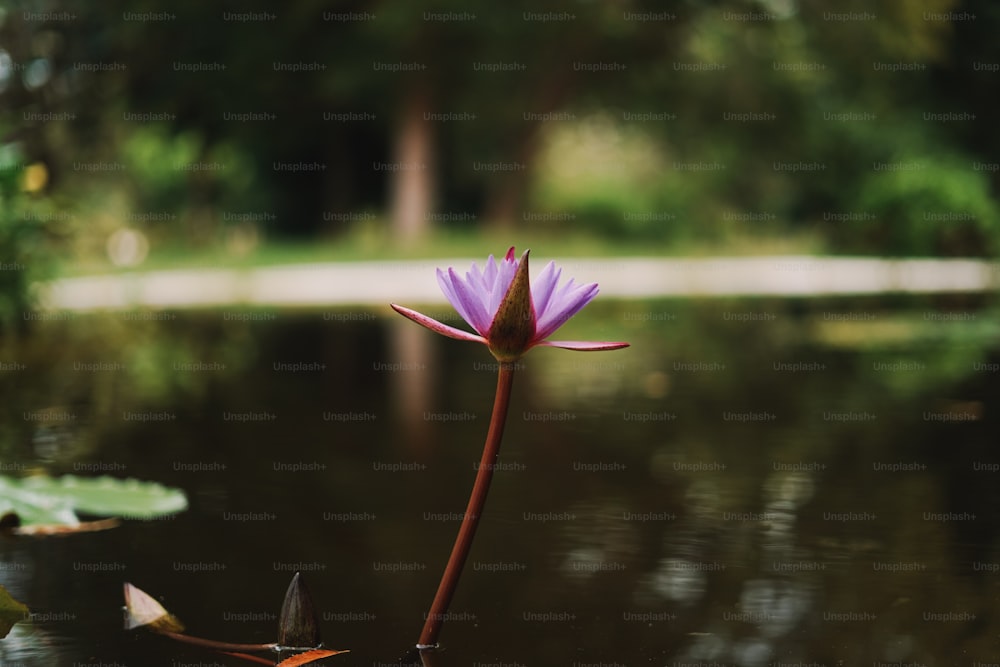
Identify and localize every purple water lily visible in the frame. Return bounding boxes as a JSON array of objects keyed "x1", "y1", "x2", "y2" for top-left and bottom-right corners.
[
  {"x1": 391, "y1": 247, "x2": 629, "y2": 361},
  {"x1": 391, "y1": 247, "x2": 628, "y2": 653}
]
